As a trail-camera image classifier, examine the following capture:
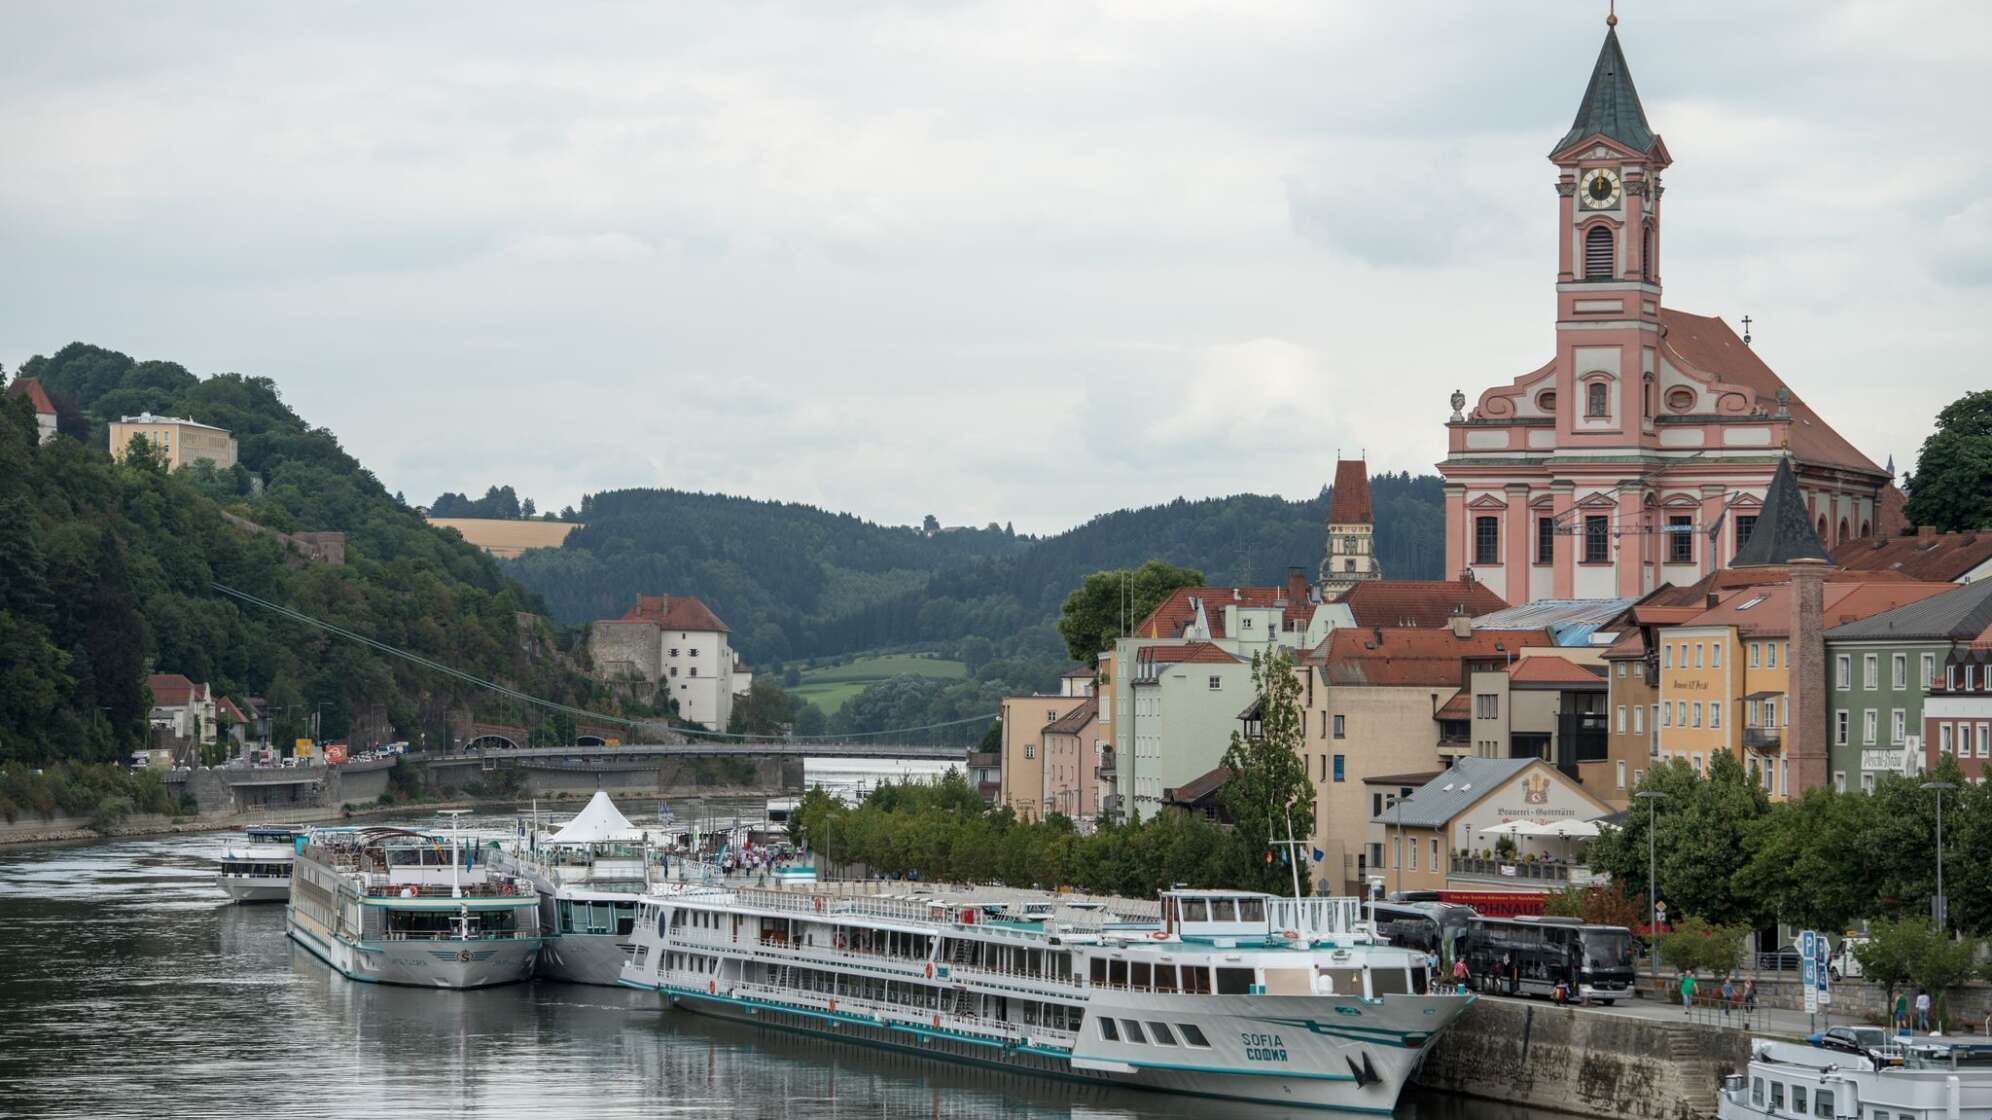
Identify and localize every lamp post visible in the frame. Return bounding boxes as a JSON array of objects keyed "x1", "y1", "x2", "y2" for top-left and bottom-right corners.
[
  {"x1": 1391, "y1": 794, "x2": 1407, "y2": 898},
  {"x1": 1637, "y1": 790, "x2": 1667, "y2": 970},
  {"x1": 1922, "y1": 781, "x2": 1957, "y2": 930}
]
